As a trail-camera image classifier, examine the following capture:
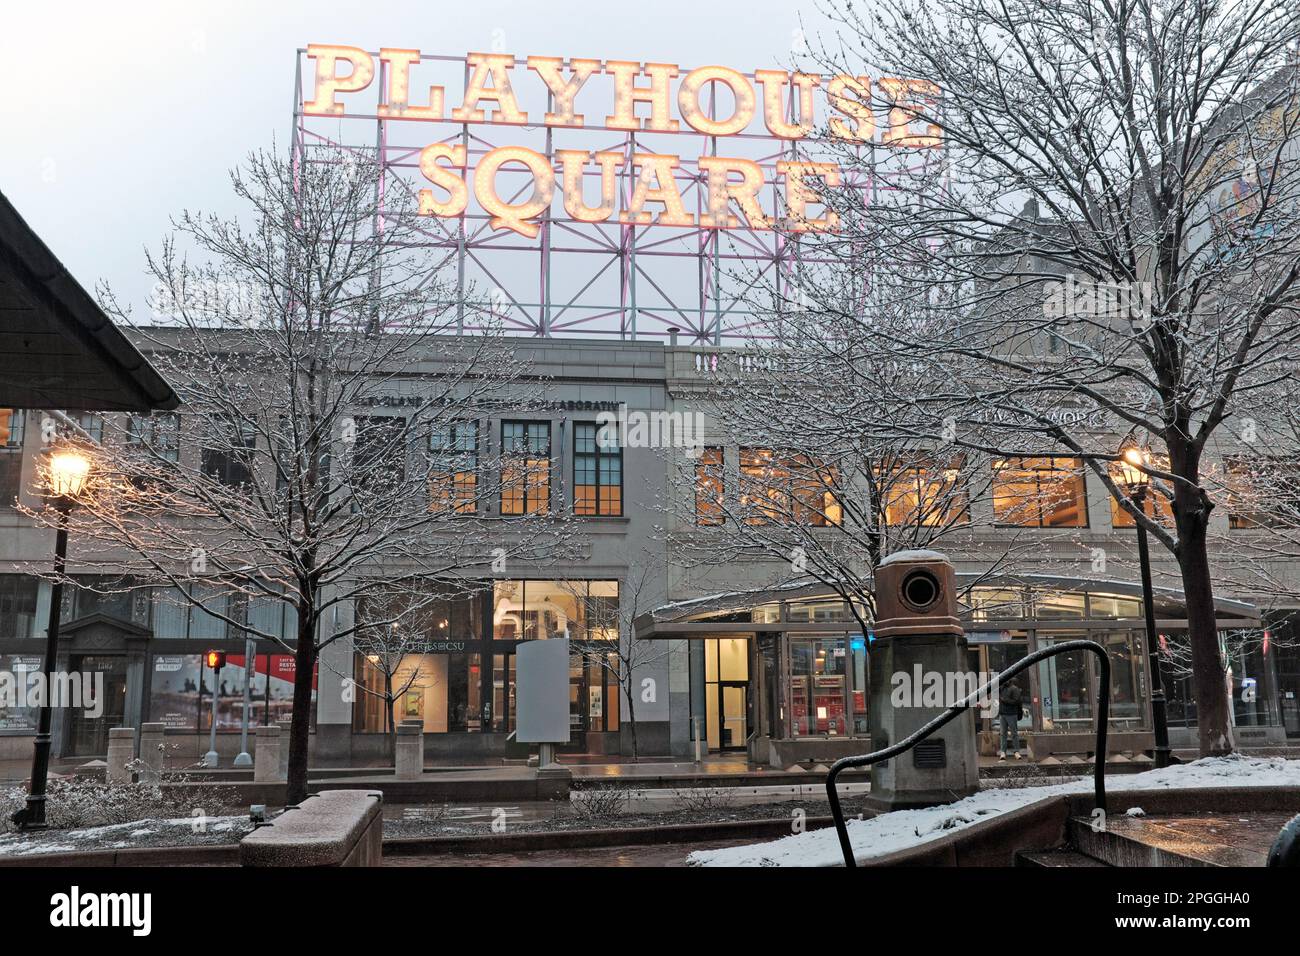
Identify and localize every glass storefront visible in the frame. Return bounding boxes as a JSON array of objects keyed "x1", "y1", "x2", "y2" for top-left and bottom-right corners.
[{"x1": 350, "y1": 578, "x2": 620, "y2": 747}]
